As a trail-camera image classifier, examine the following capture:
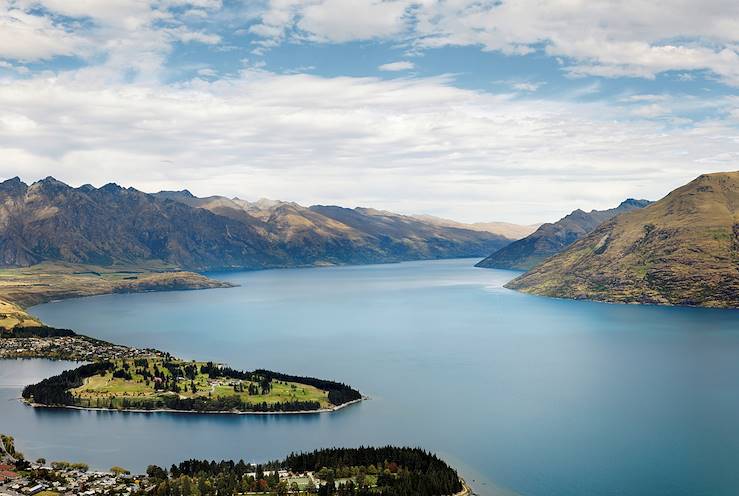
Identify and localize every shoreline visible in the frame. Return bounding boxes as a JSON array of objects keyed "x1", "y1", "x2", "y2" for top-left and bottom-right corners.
[
  {"x1": 504, "y1": 286, "x2": 739, "y2": 310},
  {"x1": 456, "y1": 480, "x2": 473, "y2": 496},
  {"x1": 21, "y1": 396, "x2": 366, "y2": 416}
]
